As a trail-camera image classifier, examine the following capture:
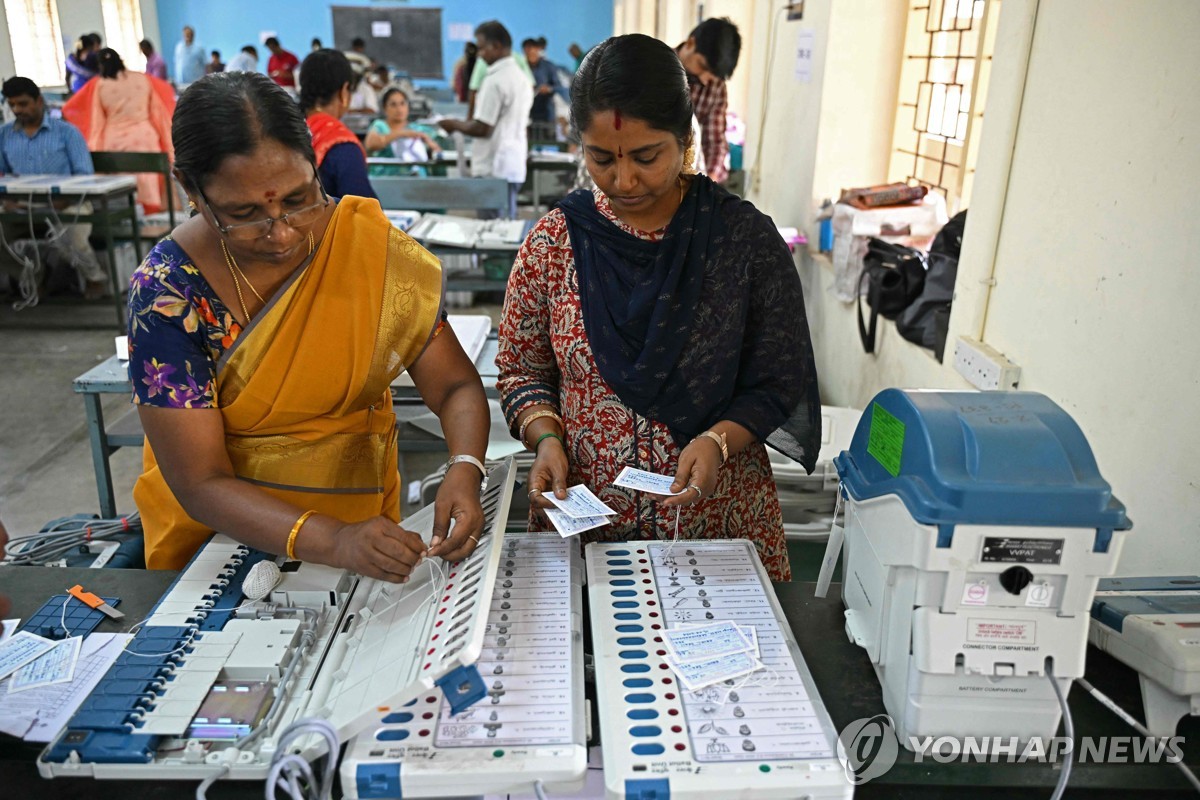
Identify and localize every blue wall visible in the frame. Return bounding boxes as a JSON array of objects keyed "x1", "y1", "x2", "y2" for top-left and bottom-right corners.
[{"x1": 154, "y1": 1, "x2": 611, "y2": 85}]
